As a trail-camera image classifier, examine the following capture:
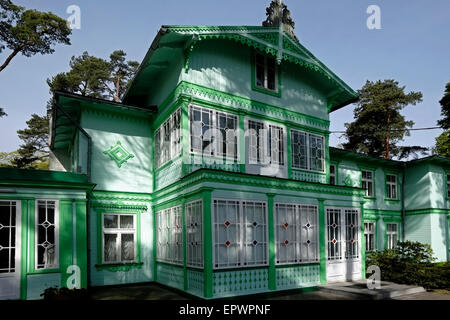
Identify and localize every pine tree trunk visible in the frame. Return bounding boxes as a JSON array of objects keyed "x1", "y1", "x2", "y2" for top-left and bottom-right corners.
[
  {"x1": 0, "y1": 43, "x2": 27, "y2": 73},
  {"x1": 114, "y1": 76, "x2": 121, "y2": 102}
]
